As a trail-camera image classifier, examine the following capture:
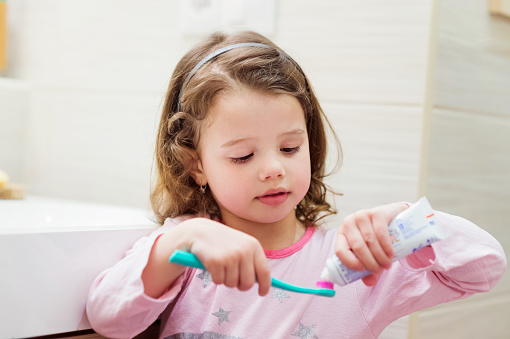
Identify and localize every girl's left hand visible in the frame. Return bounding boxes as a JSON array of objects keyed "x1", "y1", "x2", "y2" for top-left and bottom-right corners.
[{"x1": 335, "y1": 203, "x2": 409, "y2": 286}]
